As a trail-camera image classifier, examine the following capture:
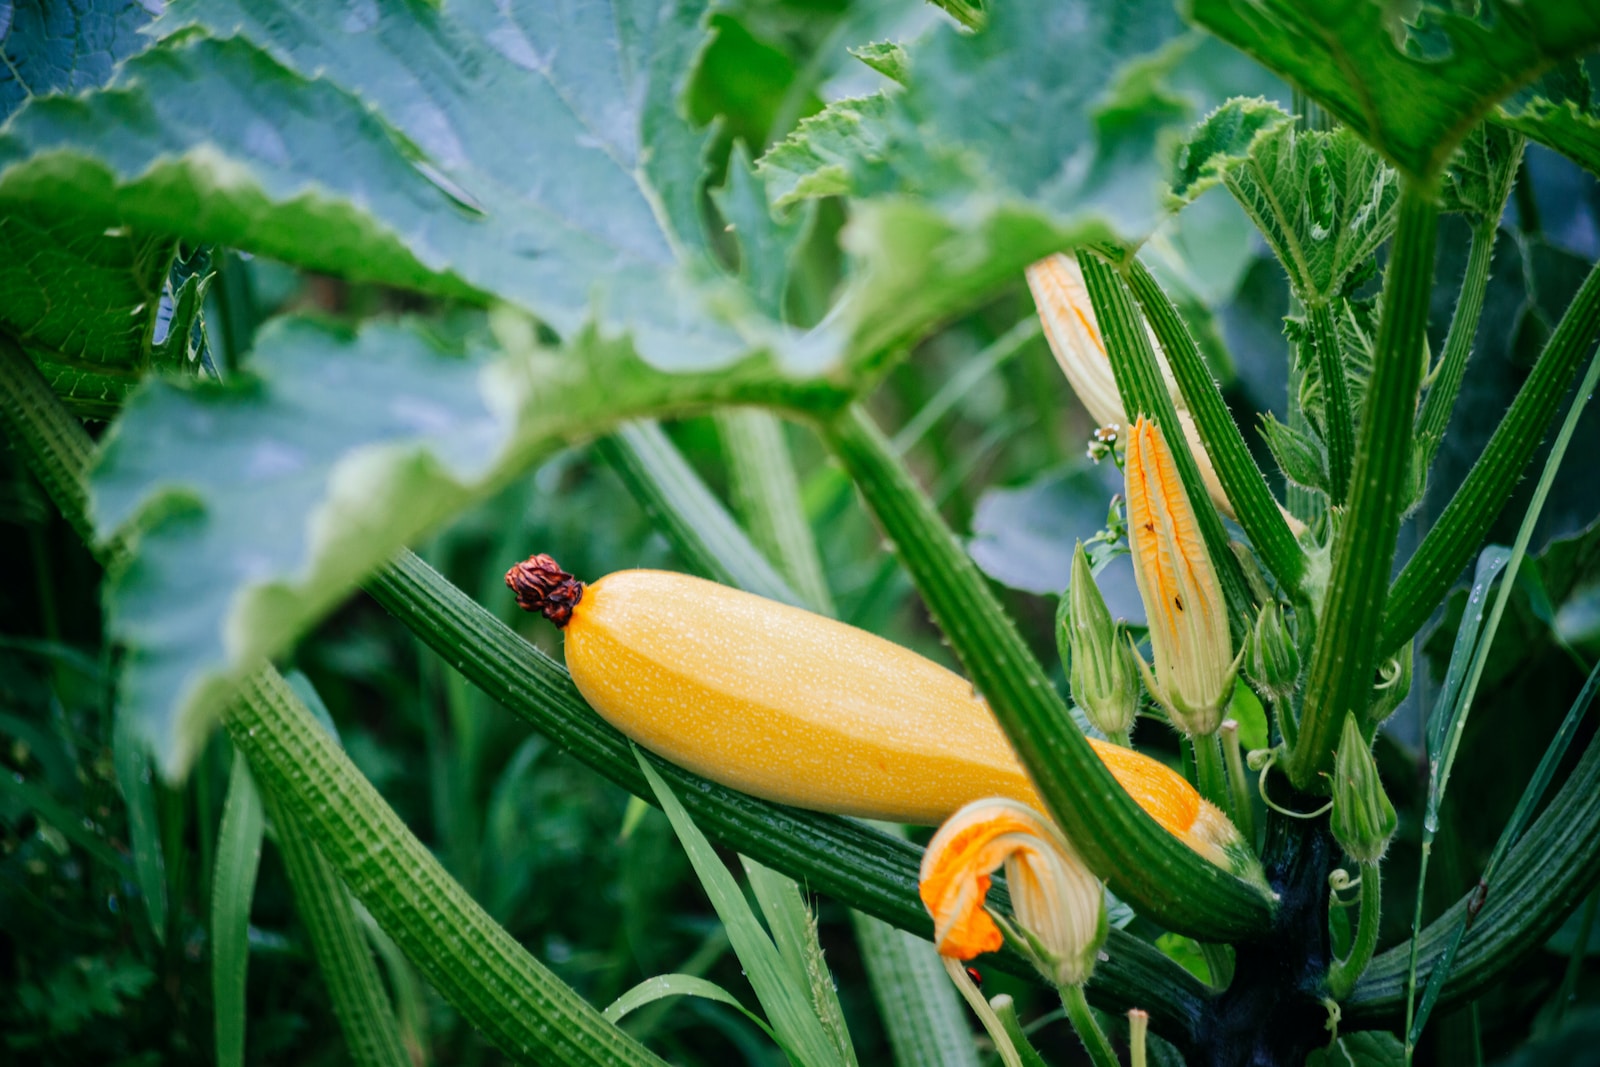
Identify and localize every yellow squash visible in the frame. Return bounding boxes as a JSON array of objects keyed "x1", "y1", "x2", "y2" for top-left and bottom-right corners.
[{"x1": 507, "y1": 557, "x2": 1236, "y2": 867}]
